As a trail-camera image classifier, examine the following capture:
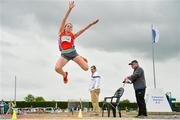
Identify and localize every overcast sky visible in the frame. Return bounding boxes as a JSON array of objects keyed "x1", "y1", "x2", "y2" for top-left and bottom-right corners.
[{"x1": 0, "y1": 0, "x2": 180, "y2": 102}]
